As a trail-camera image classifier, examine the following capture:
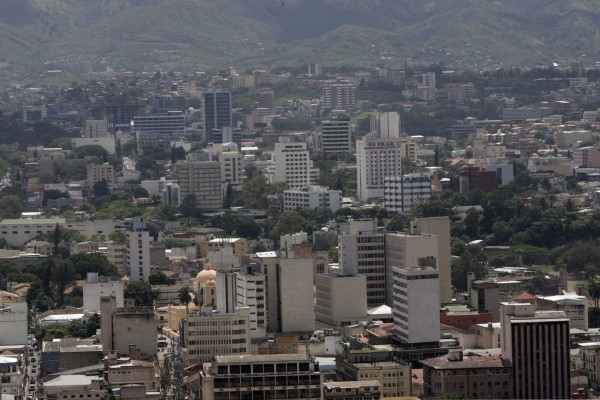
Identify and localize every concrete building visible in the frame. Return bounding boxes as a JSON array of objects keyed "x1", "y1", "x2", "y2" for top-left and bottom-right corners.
[
  {"x1": 126, "y1": 216, "x2": 151, "y2": 282},
  {"x1": 338, "y1": 219, "x2": 386, "y2": 306},
  {"x1": 280, "y1": 232, "x2": 308, "y2": 251},
  {"x1": 580, "y1": 342, "x2": 600, "y2": 390},
  {"x1": 320, "y1": 115, "x2": 352, "y2": 154},
  {"x1": 484, "y1": 163, "x2": 515, "y2": 186},
  {"x1": 268, "y1": 139, "x2": 318, "y2": 188},
  {"x1": 315, "y1": 273, "x2": 367, "y2": 327},
  {"x1": 255, "y1": 251, "x2": 315, "y2": 333},
  {"x1": 83, "y1": 118, "x2": 109, "y2": 138},
  {"x1": 215, "y1": 270, "x2": 237, "y2": 314},
  {"x1": 322, "y1": 82, "x2": 356, "y2": 110},
  {"x1": 204, "y1": 89, "x2": 232, "y2": 143},
  {"x1": 132, "y1": 113, "x2": 185, "y2": 138},
  {"x1": 283, "y1": 185, "x2": 342, "y2": 212},
  {"x1": 500, "y1": 302, "x2": 570, "y2": 399},
  {"x1": 378, "y1": 111, "x2": 401, "y2": 138},
  {"x1": 469, "y1": 280, "x2": 501, "y2": 321},
  {"x1": 140, "y1": 177, "x2": 177, "y2": 196},
  {"x1": 105, "y1": 352, "x2": 159, "y2": 393},
  {"x1": 356, "y1": 133, "x2": 402, "y2": 201},
  {"x1": 219, "y1": 151, "x2": 243, "y2": 190},
  {"x1": 42, "y1": 338, "x2": 103, "y2": 374},
  {"x1": 422, "y1": 72, "x2": 436, "y2": 87},
  {"x1": 176, "y1": 159, "x2": 223, "y2": 212},
  {"x1": 236, "y1": 263, "x2": 267, "y2": 339},
  {"x1": 384, "y1": 174, "x2": 432, "y2": 213},
  {"x1": 421, "y1": 350, "x2": 512, "y2": 399},
  {"x1": 392, "y1": 266, "x2": 440, "y2": 344},
  {"x1": 537, "y1": 292, "x2": 588, "y2": 331},
  {"x1": 86, "y1": 162, "x2": 115, "y2": 189},
  {"x1": 322, "y1": 381, "x2": 382, "y2": 399},
  {"x1": 72, "y1": 136, "x2": 116, "y2": 154},
  {"x1": 164, "y1": 182, "x2": 181, "y2": 206},
  {"x1": 0, "y1": 217, "x2": 65, "y2": 247},
  {"x1": 198, "y1": 354, "x2": 321, "y2": 400},
  {"x1": 83, "y1": 272, "x2": 124, "y2": 313},
  {"x1": 100, "y1": 296, "x2": 157, "y2": 358},
  {"x1": 179, "y1": 306, "x2": 251, "y2": 366},
  {"x1": 574, "y1": 146, "x2": 600, "y2": 168},
  {"x1": 106, "y1": 242, "x2": 127, "y2": 275},
  {"x1": 411, "y1": 216, "x2": 452, "y2": 304},
  {"x1": 0, "y1": 302, "x2": 27, "y2": 346}
]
